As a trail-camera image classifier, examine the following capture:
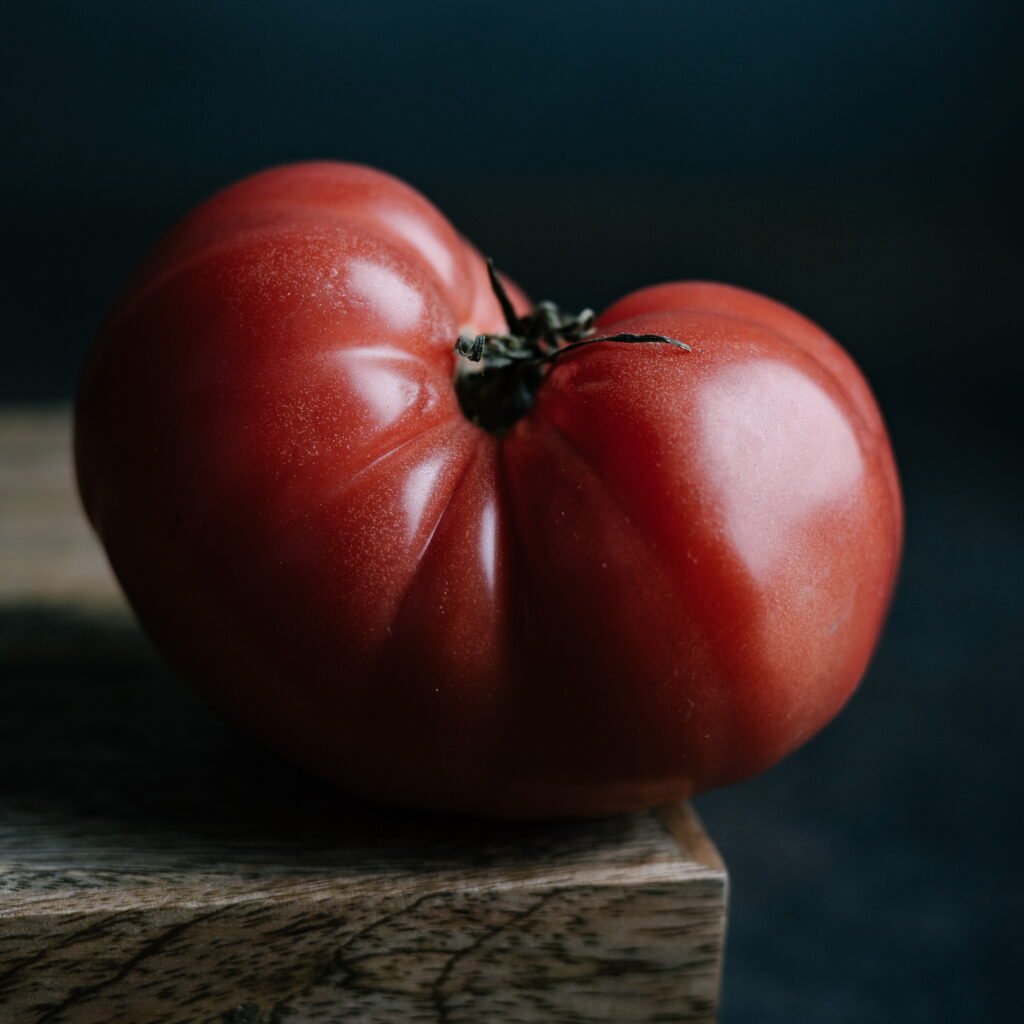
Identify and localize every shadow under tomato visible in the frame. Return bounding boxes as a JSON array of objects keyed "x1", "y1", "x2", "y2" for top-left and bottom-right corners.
[{"x1": 0, "y1": 605, "x2": 659, "y2": 877}]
